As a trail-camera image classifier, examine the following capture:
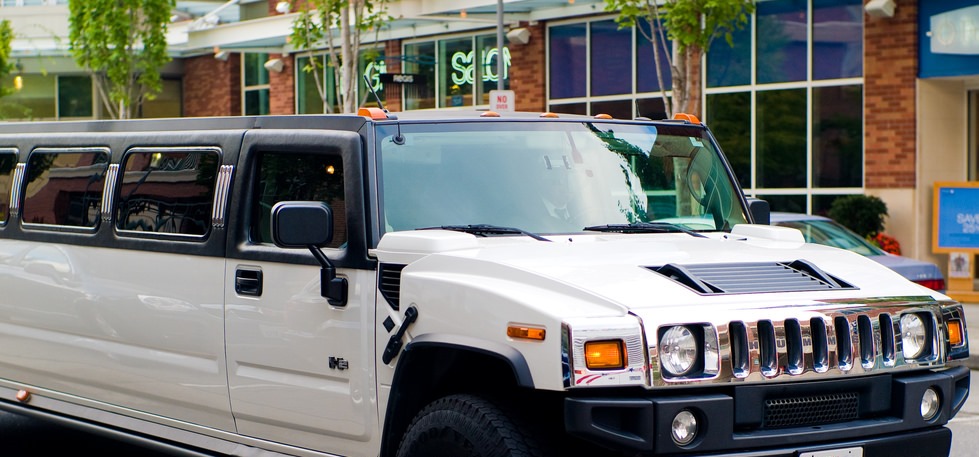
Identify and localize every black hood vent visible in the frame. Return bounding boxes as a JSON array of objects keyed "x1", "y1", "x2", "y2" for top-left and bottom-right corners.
[
  {"x1": 647, "y1": 260, "x2": 855, "y2": 295},
  {"x1": 379, "y1": 263, "x2": 406, "y2": 309}
]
